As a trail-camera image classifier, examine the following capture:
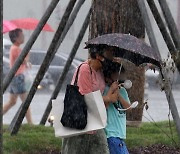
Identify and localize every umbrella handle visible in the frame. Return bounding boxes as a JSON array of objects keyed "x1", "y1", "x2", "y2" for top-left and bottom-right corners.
[{"x1": 117, "y1": 62, "x2": 123, "y2": 82}]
